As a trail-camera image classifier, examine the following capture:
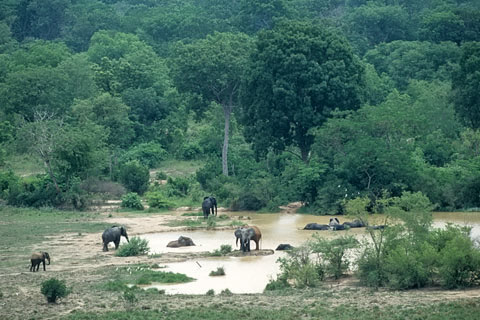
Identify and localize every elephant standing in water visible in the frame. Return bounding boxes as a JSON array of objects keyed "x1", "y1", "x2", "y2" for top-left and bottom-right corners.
[
  {"x1": 102, "y1": 226, "x2": 129, "y2": 251},
  {"x1": 202, "y1": 196, "x2": 217, "y2": 219},
  {"x1": 30, "y1": 252, "x2": 50, "y2": 272},
  {"x1": 234, "y1": 226, "x2": 262, "y2": 252}
]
